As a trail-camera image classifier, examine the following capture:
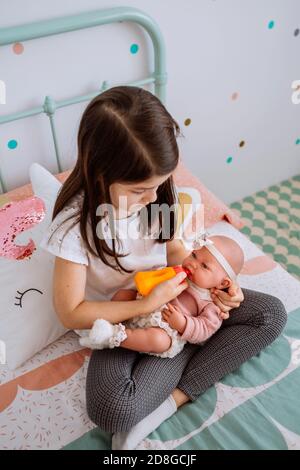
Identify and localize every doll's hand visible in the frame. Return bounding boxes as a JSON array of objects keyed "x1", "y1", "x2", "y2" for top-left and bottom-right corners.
[
  {"x1": 162, "y1": 303, "x2": 187, "y2": 333},
  {"x1": 210, "y1": 281, "x2": 244, "y2": 319}
]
